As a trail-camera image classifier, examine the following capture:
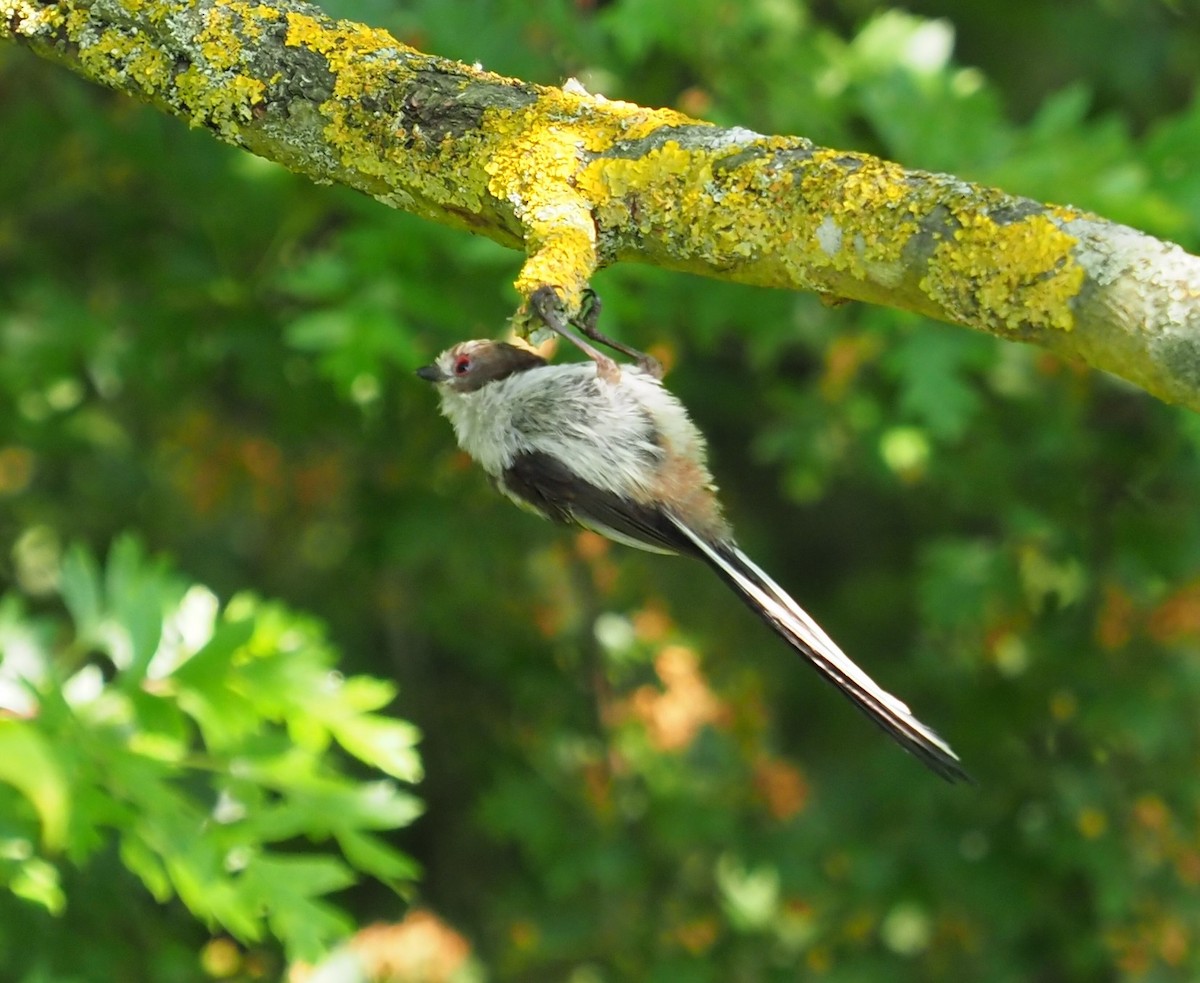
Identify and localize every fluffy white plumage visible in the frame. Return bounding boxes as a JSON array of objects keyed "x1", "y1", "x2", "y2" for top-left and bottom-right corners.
[
  {"x1": 437, "y1": 355, "x2": 703, "y2": 505},
  {"x1": 419, "y1": 339, "x2": 967, "y2": 781}
]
